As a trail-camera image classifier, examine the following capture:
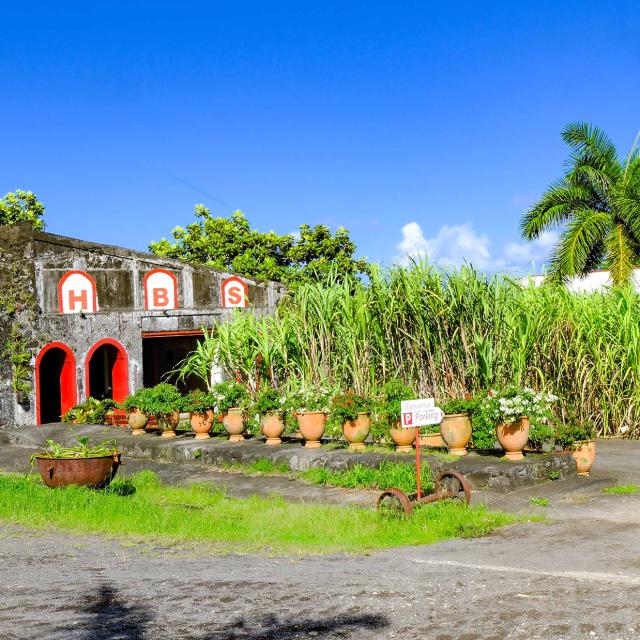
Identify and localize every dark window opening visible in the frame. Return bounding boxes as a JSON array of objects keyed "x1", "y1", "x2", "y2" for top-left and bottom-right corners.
[
  {"x1": 39, "y1": 349, "x2": 65, "y2": 423},
  {"x1": 143, "y1": 334, "x2": 207, "y2": 394},
  {"x1": 88, "y1": 344, "x2": 119, "y2": 400}
]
